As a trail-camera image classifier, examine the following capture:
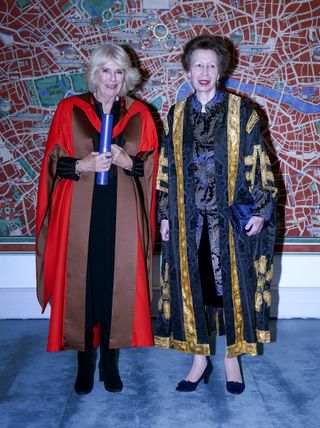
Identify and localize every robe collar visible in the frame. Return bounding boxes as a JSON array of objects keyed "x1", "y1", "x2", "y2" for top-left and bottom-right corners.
[{"x1": 191, "y1": 89, "x2": 222, "y2": 113}]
